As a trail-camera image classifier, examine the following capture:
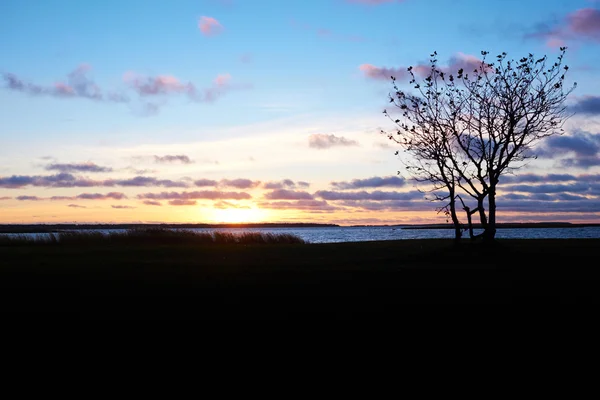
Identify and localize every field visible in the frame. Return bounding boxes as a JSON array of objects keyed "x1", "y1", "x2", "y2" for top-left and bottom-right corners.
[{"x1": 1, "y1": 231, "x2": 598, "y2": 320}]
